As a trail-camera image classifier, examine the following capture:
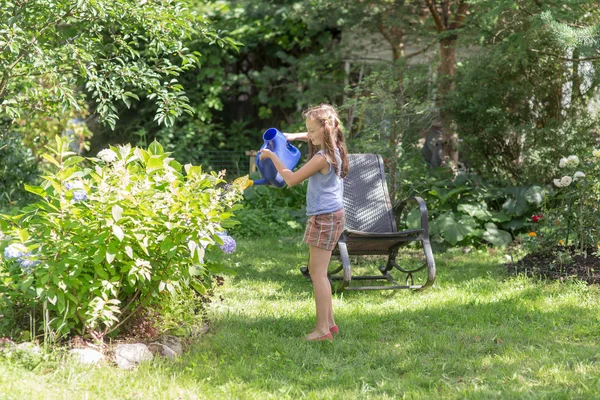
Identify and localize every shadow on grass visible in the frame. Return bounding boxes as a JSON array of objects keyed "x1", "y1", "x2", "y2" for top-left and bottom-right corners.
[
  {"x1": 167, "y1": 291, "x2": 600, "y2": 398},
  {"x1": 230, "y1": 241, "x2": 447, "y2": 294}
]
